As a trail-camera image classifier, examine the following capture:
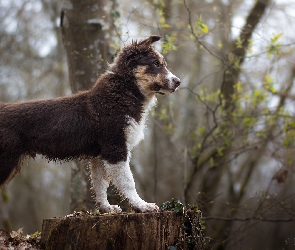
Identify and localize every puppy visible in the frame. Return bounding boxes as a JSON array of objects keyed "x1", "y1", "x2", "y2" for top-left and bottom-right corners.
[{"x1": 0, "y1": 35, "x2": 180, "y2": 213}]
